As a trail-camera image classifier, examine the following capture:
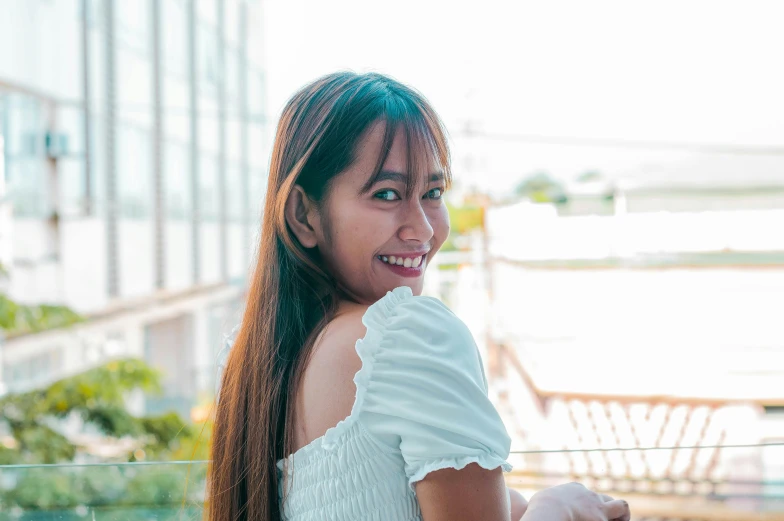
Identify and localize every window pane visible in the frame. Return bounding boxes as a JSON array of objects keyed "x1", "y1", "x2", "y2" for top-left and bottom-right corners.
[
  {"x1": 165, "y1": 141, "x2": 191, "y2": 219},
  {"x1": 246, "y1": 4, "x2": 263, "y2": 69},
  {"x1": 225, "y1": 0, "x2": 240, "y2": 47},
  {"x1": 59, "y1": 158, "x2": 87, "y2": 216},
  {"x1": 163, "y1": 74, "x2": 190, "y2": 141},
  {"x1": 248, "y1": 168, "x2": 265, "y2": 223},
  {"x1": 198, "y1": 23, "x2": 220, "y2": 96},
  {"x1": 163, "y1": 0, "x2": 188, "y2": 78},
  {"x1": 248, "y1": 122, "x2": 265, "y2": 169},
  {"x1": 199, "y1": 154, "x2": 219, "y2": 221},
  {"x1": 247, "y1": 69, "x2": 264, "y2": 119},
  {"x1": 117, "y1": 124, "x2": 153, "y2": 218},
  {"x1": 3, "y1": 95, "x2": 47, "y2": 217},
  {"x1": 198, "y1": 98, "x2": 220, "y2": 155},
  {"x1": 57, "y1": 106, "x2": 85, "y2": 155},
  {"x1": 225, "y1": 50, "x2": 239, "y2": 101},
  {"x1": 89, "y1": 114, "x2": 106, "y2": 215},
  {"x1": 117, "y1": 50, "x2": 153, "y2": 126},
  {"x1": 226, "y1": 164, "x2": 242, "y2": 222},
  {"x1": 165, "y1": 142, "x2": 194, "y2": 290},
  {"x1": 116, "y1": 0, "x2": 149, "y2": 54},
  {"x1": 197, "y1": 0, "x2": 217, "y2": 26}
]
